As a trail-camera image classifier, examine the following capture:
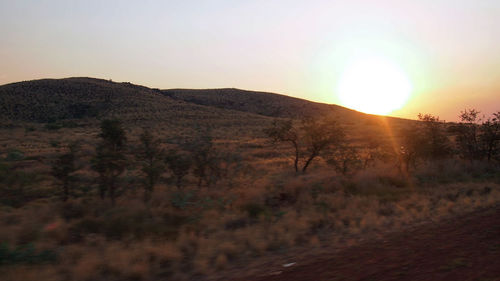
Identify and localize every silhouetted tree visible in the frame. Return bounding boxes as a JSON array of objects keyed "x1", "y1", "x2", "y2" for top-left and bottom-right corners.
[
  {"x1": 265, "y1": 117, "x2": 345, "y2": 173},
  {"x1": 52, "y1": 142, "x2": 79, "y2": 201},
  {"x1": 480, "y1": 111, "x2": 500, "y2": 162},
  {"x1": 450, "y1": 109, "x2": 482, "y2": 162},
  {"x1": 136, "y1": 129, "x2": 164, "y2": 202},
  {"x1": 417, "y1": 113, "x2": 452, "y2": 160},
  {"x1": 91, "y1": 119, "x2": 127, "y2": 205}
]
